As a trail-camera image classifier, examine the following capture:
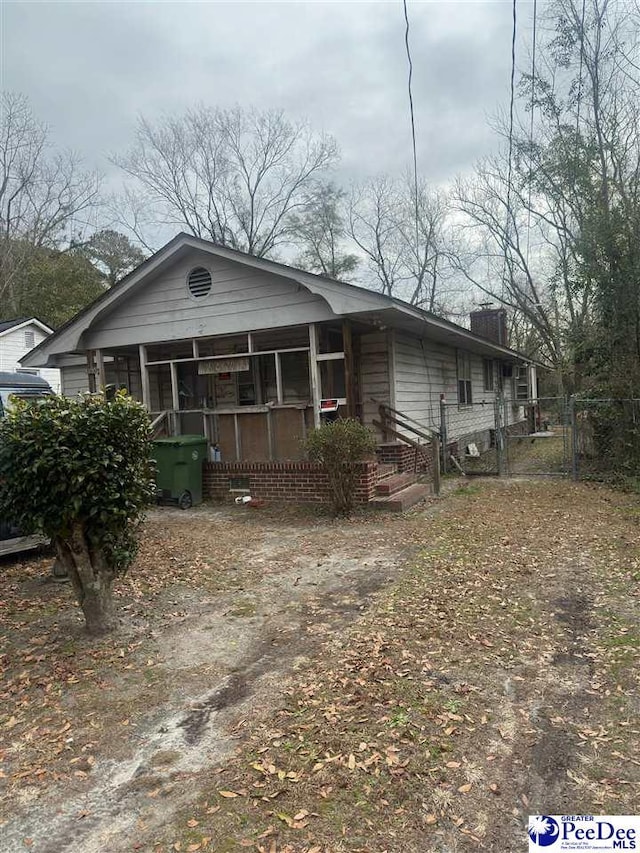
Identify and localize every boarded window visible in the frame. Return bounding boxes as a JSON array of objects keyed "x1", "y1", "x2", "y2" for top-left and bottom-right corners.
[{"x1": 457, "y1": 351, "x2": 472, "y2": 406}]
